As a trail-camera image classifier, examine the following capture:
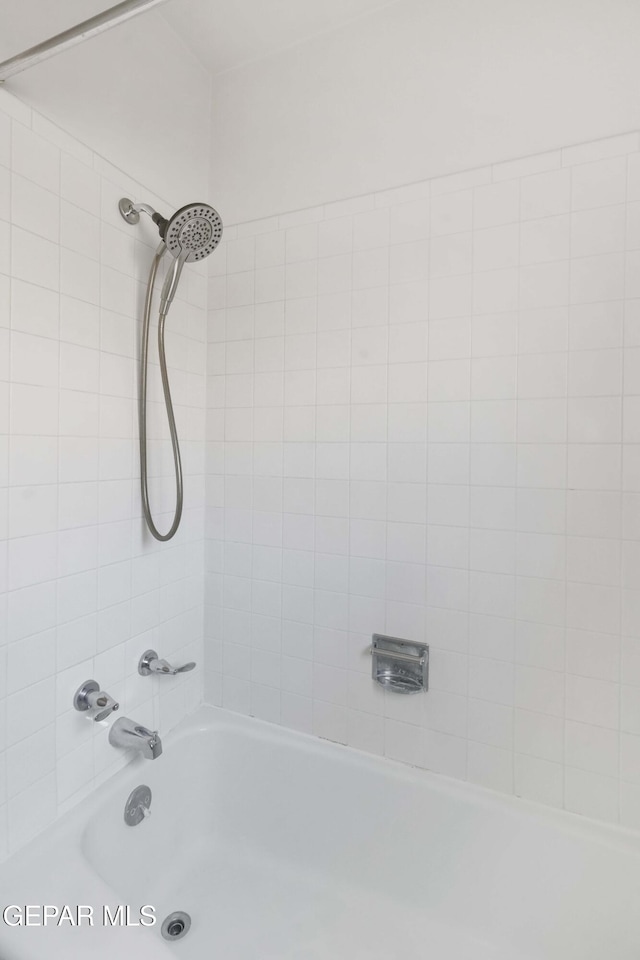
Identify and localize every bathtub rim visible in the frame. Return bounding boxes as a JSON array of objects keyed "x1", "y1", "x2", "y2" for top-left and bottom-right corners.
[{"x1": 4, "y1": 702, "x2": 640, "y2": 873}]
